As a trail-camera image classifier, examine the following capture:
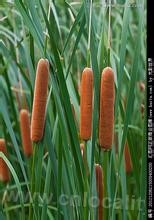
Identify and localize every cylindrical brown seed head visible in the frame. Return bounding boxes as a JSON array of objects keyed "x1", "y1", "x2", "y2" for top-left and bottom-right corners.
[
  {"x1": 95, "y1": 164, "x2": 103, "y2": 220},
  {"x1": 31, "y1": 59, "x2": 49, "y2": 142},
  {"x1": 99, "y1": 67, "x2": 115, "y2": 150},
  {"x1": 0, "y1": 139, "x2": 10, "y2": 183},
  {"x1": 80, "y1": 67, "x2": 93, "y2": 140},
  {"x1": 20, "y1": 109, "x2": 33, "y2": 157},
  {"x1": 124, "y1": 143, "x2": 132, "y2": 173}
]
